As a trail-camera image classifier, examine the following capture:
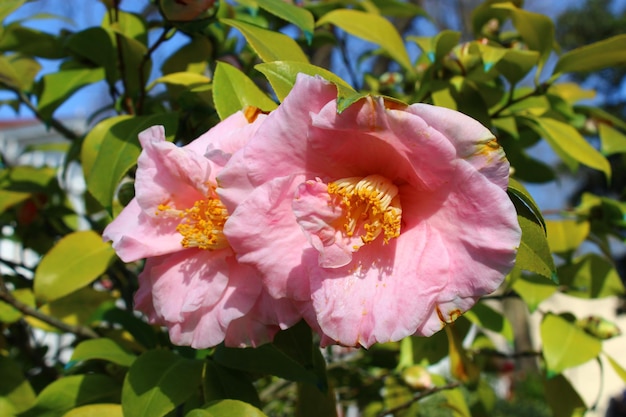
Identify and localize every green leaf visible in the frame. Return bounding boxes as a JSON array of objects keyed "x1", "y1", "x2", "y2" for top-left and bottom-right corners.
[
  {"x1": 5, "y1": 54, "x2": 41, "y2": 92},
  {"x1": 512, "y1": 273, "x2": 557, "y2": 313},
  {"x1": 0, "y1": 189, "x2": 30, "y2": 214},
  {"x1": 599, "y1": 123, "x2": 626, "y2": 155},
  {"x1": 408, "y1": 30, "x2": 460, "y2": 64},
  {"x1": 122, "y1": 350, "x2": 203, "y2": 417},
  {"x1": 544, "y1": 374, "x2": 587, "y2": 417},
  {"x1": 66, "y1": 27, "x2": 117, "y2": 86},
  {"x1": 256, "y1": 0, "x2": 314, "y2": 42},
  {"x1": 509, "y1": 188, "x2": 556, "y2": 281},
  {"x1": 203, "y1": 360, "x2": 260, "y2": 407},
  {"x1": 213, "y1": 61, "x2": 277, "y2": 119},
  {"x1": 0, "y1": 288, "x2": 35, "y2": 324},
  {"x1": 220, "y1": 18, "x2": 308, "y2": 63},
  {"x1": 34, "y1": 231, "x2": 115, "y2": 303},
  {"x1": 255, "y1": 60, "x2": 355, "y2": 102},
  {"x1": 0, "y1": 23, "x2": 66, "y2": 59},
  {"x1": 20, "y1": 374, "x2": 120, "y2": 417},
  {"x1": 0, "y1": 55, "x2": 21, "y2": 90},
  {"x1": 0, "y1": 0, "x2": 26, "y2": 22},
  {"x1": 149, "y1": 72, "x2": 211, "y2": 90},
  {"x1": 81, "y1": 115, "x2": 133, "y2": 179},
  {"x1": 605, "y1": 354, "x2": 626, "y2": 384},
  {"x1": 463, "y1": 302, "x2": 514, "y2": 343},
  {"x1": 492, "y1": 3, "x2": 554, "y2": 65},
  {"x1": 545, "y1": 219, "x2": 589, "y2": 254},
  {"x1": 525, "y1": 116, "x2": 611, "y2": 180},
  {"x1": 187, "y1": 399, "x2": 267, "y2": 417},
  {"x1": 558, "y1": 254, "x2": 625, "y2": 299},
  {"x1": 317, "y1": 9, "x2": 412, "y2": 71},
  {"x1": 0, "y1": 356, "x2": 36, "y2": 414},
  {"x1": 576, "y1": 316, "x2": 621, "y2": 340},
  {"x1": 62, "y1": 404, "x2": 123, "y2": 417},
  {"x1": 70, "y1": 338, "x2": 137, "y2": 368},
  {"x1": 541, "y1": 313, "x2": 602, "y2": 375},
  {"x1": 86, "y1": 113, "x2": 178, "y2": 211},
  {"x1": 508, "y1": 179, "x2": 546, "y2": 232},
  {"x1": 553, "y1": 34, "x2": 626, "y2": 76},
  {"x1": 38, "y1": 68, "x2": 105, "y2": 121}
]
